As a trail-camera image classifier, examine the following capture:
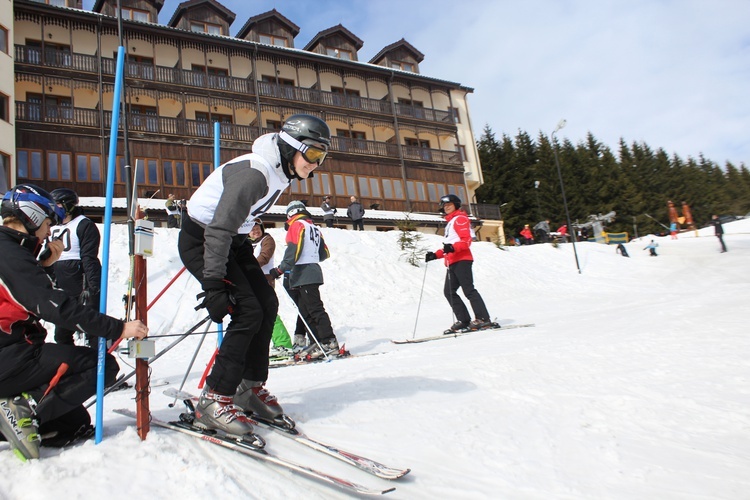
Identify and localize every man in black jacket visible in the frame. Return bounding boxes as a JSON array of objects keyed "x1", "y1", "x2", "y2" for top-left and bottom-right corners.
[
  {"x1": 50, "y1": 188, "x2": 102, "y2": 347},
  {"x1": 711, "y1": 215, "x2": 728, "y2": 252},
  {"x1": 0, "y1": 185, "x2": 148, "y2": 461}
]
